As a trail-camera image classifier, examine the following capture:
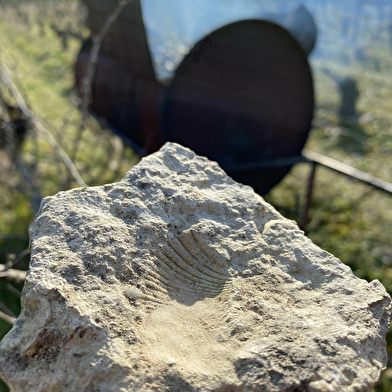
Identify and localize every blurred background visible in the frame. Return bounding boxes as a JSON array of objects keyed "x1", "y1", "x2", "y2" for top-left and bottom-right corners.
[{"x1": 0, "y1": 0, "x2": 392, "y2": 390}]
